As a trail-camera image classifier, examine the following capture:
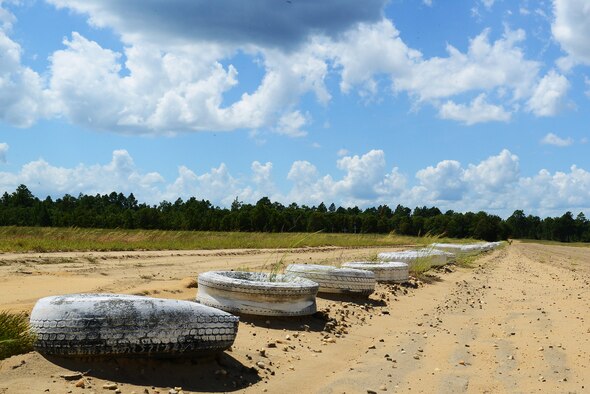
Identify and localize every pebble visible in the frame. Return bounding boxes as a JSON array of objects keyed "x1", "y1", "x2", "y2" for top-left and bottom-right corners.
[
  {"x1": 379, "y1": 385, "x2": 387, "y2": 391},
  {"x1": 75, "y1": 378, "x2": 86, "y2": 388},
  {"x1": 60, "y1": 372, "x2": 84, "y2": 381},
  {"x1": 10, "y1": 360, "x2": 26, "y2": 370},
  {"x1": 103, "y1": 383, "x2": 118, "y2": 390},
  {"x1": 458, "y1": 360, "x2": 466, "y2": 366},
  {"x1": 180, "y1": 277, "x2": 197, "y2": 288},
  {"x1": 257, "y1": 361, "x2": 266, "y2": 369}
]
